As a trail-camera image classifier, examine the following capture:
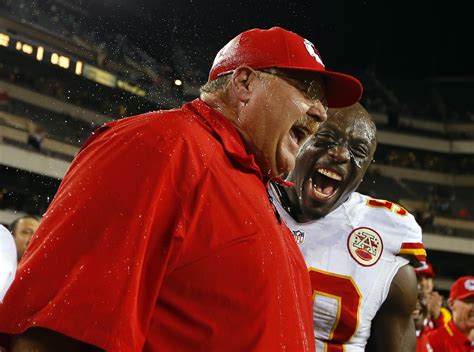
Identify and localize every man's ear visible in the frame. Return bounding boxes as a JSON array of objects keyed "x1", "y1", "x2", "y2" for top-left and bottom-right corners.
[
  {"x1": 447, "y1": 298, "x2": 454, "y2": 310},
  {"x1": 230, "y1": 66, "x2": 258, "y2": 104}
]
